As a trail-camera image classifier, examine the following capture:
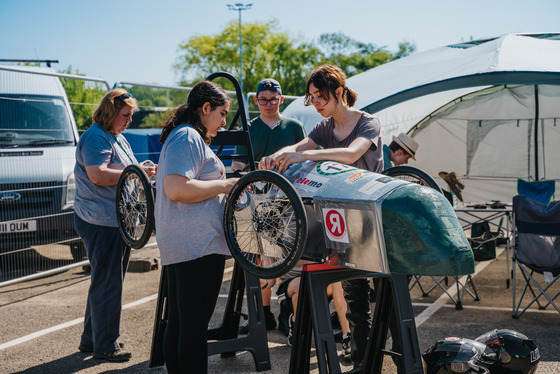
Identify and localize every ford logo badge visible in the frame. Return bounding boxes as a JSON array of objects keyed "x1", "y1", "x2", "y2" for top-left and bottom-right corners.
[{"x1": 0, "y1": 192, "x2": 21, "y2": 202}]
